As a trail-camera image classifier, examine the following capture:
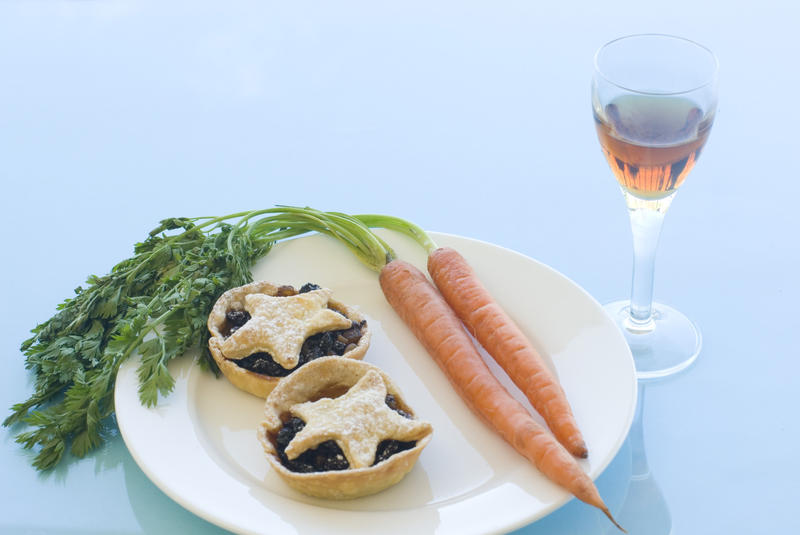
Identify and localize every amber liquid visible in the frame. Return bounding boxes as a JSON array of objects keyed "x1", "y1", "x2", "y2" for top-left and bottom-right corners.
[{"x1": 594, "y1": 95, "x2": 713, "y2": 200}]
